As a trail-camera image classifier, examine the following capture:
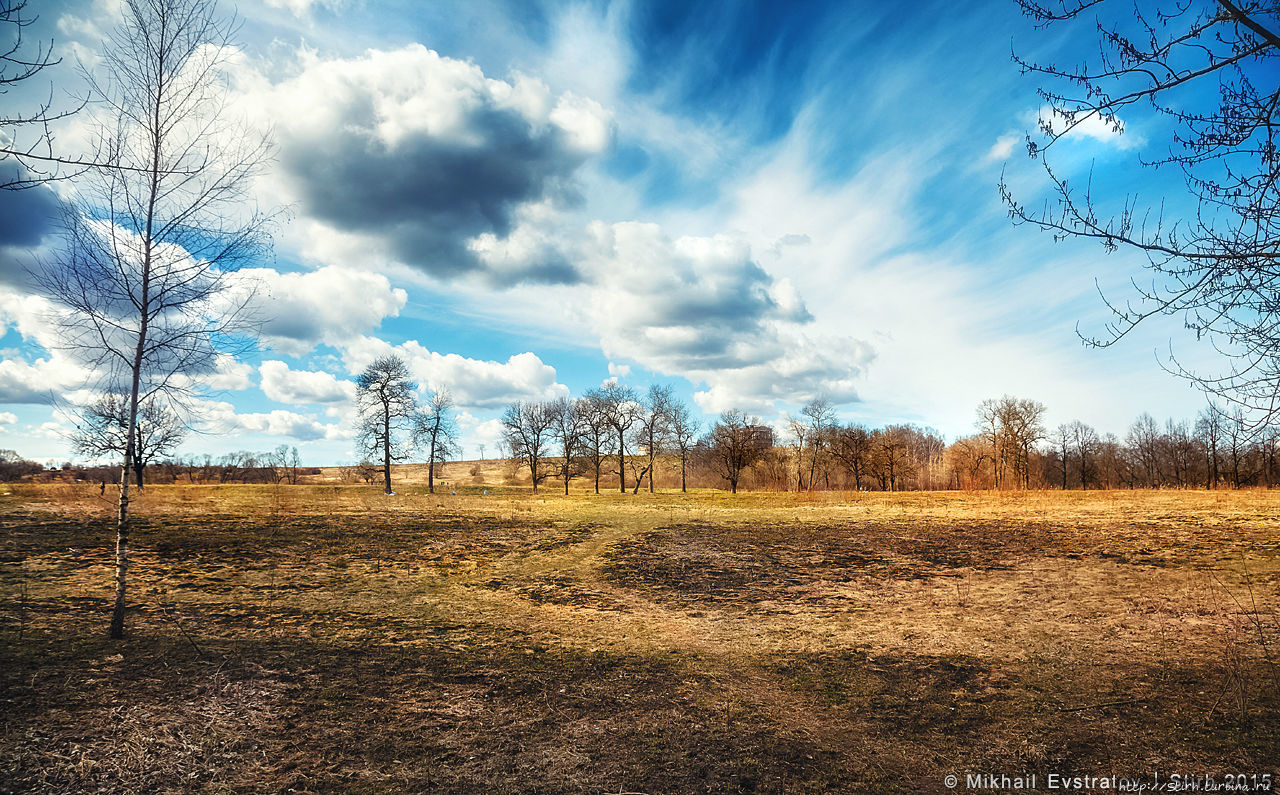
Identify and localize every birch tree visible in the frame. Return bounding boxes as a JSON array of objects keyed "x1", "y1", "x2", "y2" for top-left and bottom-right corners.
[
  {"x1": 579, "y1": 394, "x2": 614, "y2": 494},
  {"x1": 34, "y1": 0, "x2": 272, "y2": 639}
]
